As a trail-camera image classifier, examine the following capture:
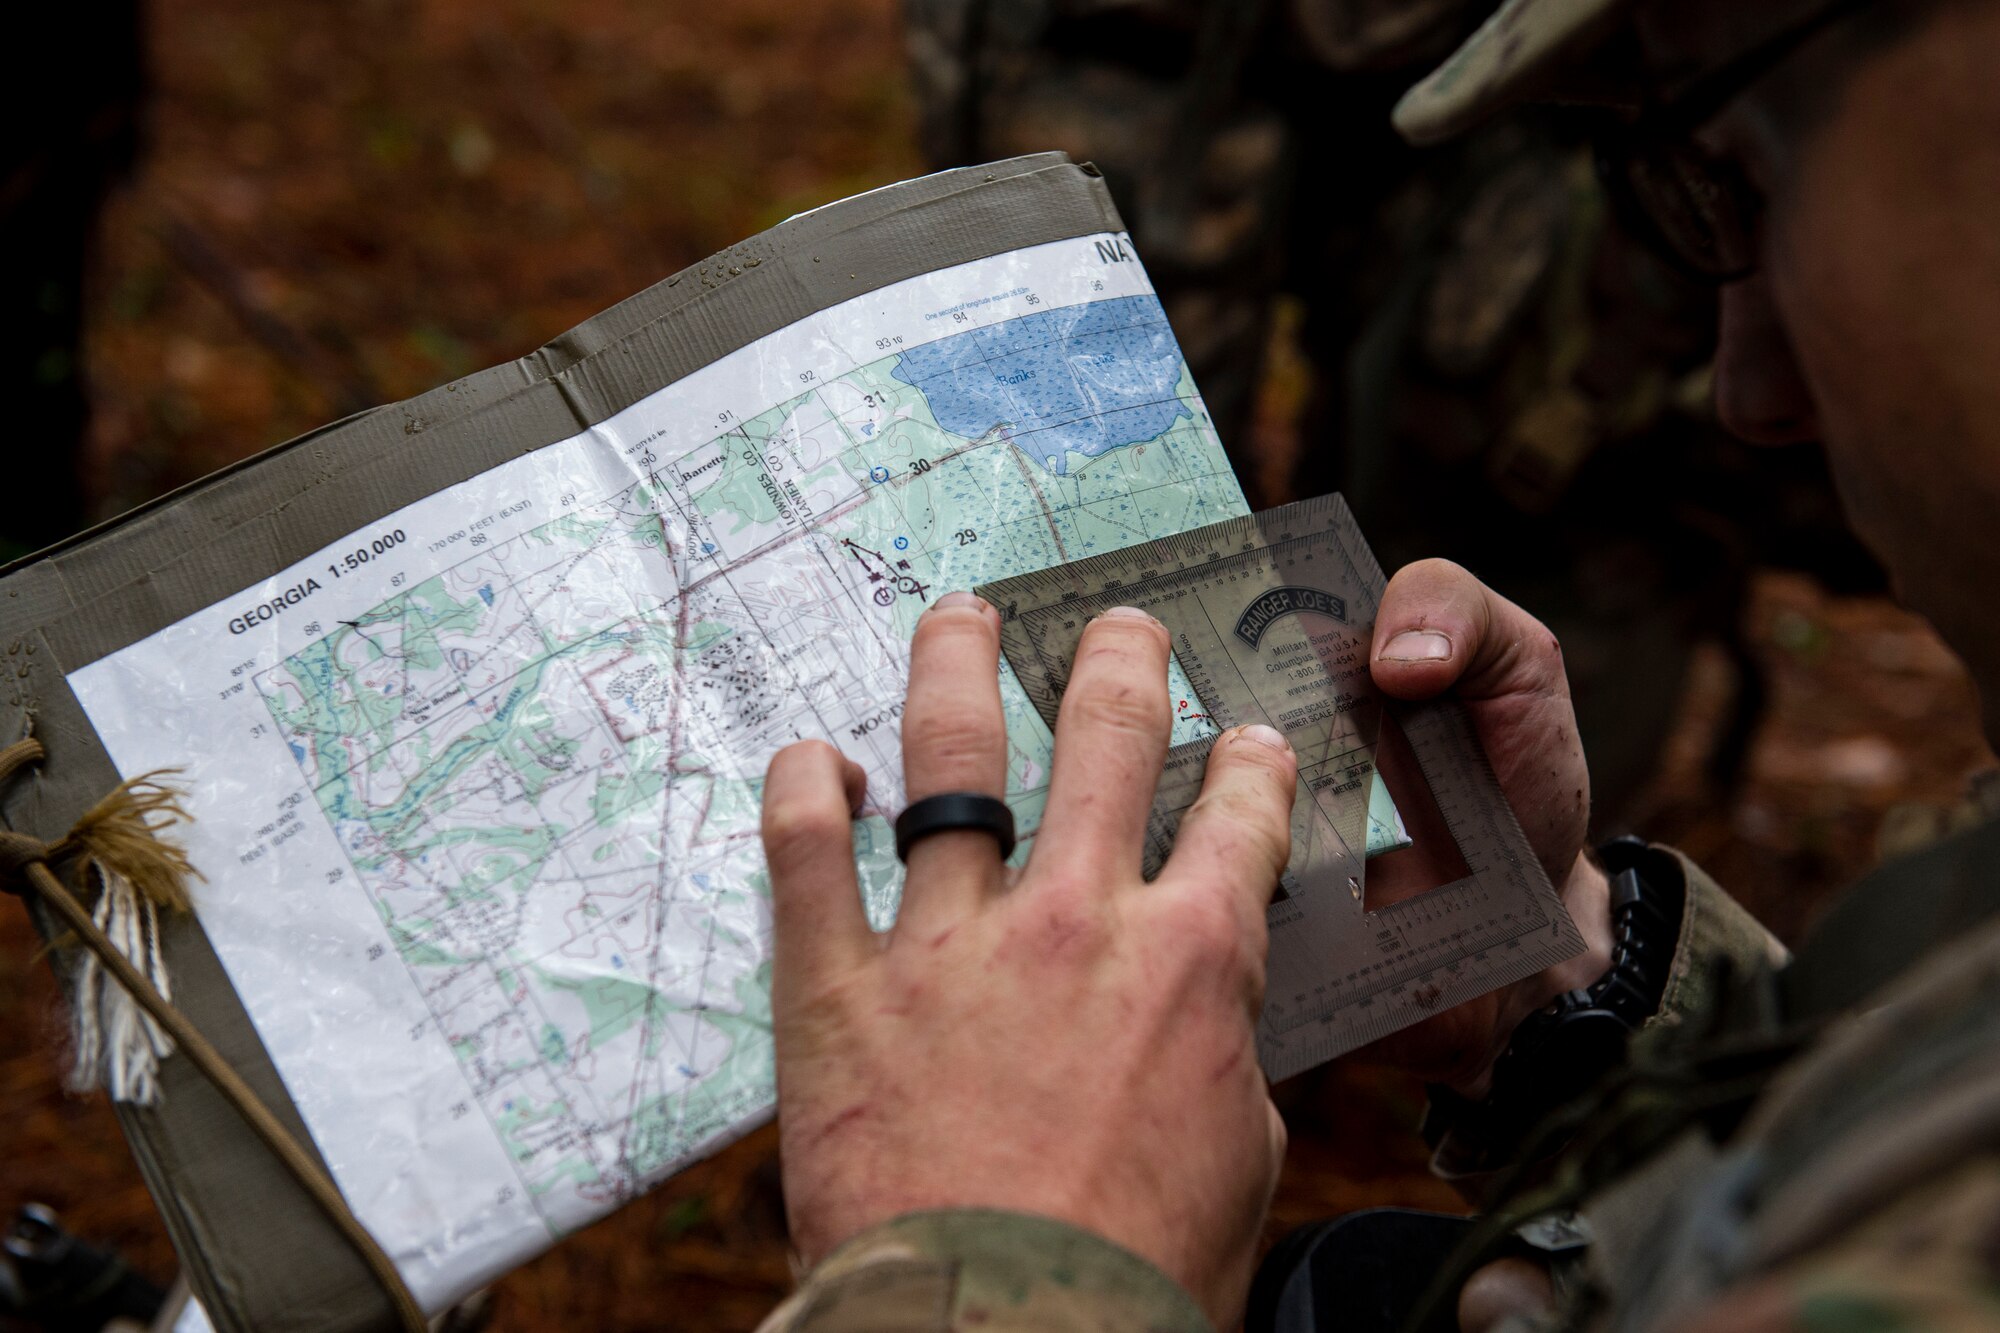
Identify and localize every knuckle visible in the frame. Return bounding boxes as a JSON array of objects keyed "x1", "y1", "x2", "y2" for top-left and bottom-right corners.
[
  {"x1": 1189, "y1": 787, "x2": 1292, "y2": 864},
  {"x1": 913, "y1": 606, "x2": 996, "y2": 655},
  {"x1": 1022, "y1": 891, "x2": 1113, "y2": 958},
  {"x1": 761, "y1": 792, "x2": 849, "y2": 864},
  {"x1": 1391, "y1": 556, "x2": 1478, "y2": 599},
  {"x1": 1081, "y1": 612, "x2": 1168, "y2": 649},
  {"x1": 769, "y1": 738, "x2": 837, "y2": 777},
  {"x1": 1160, "y1": 889, "x2": 1251, "y2": 969},
  {"x1": 1074, "y1": 622, "x2": 1167, "y2": 675},
  {"x1": 902, "y1": 706, "x2": 1004, "y2": 775},
  {"x1": 1063, "y1": 680, "x2": 1167, "y2": 740},
  {"x1": 1404, "y1": 556, "x2": 1470, "y2": 583},
  {"x1": 792, "y1": 962, "x2": 867, "y2": 1017},
  {"x1": 777, "y1": 969, "x2": 869, "y2": 1052},
  {"x1": 1219, "y1": 736, "x2": 1297, "y2": 784}
]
